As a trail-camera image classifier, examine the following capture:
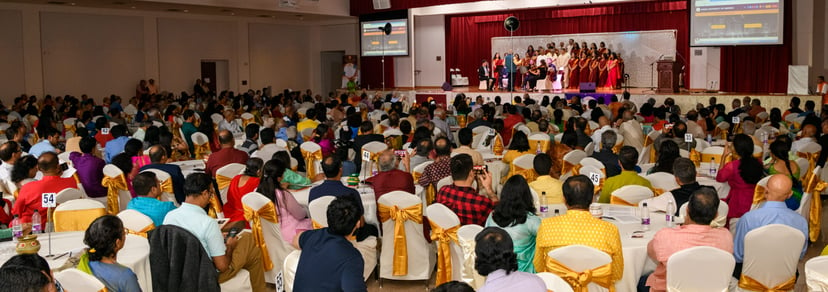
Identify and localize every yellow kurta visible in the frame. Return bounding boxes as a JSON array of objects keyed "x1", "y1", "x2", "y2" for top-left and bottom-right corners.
[
  {"x1": 529, "y1": 175, "x2": 565, "y2": 204},
  {"x1": 503, "y1": 150, "x2": 530, "y2": 164},
  {"x1": 533, "y1": 210, "x2": 624, "y2": 282}
]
